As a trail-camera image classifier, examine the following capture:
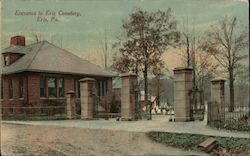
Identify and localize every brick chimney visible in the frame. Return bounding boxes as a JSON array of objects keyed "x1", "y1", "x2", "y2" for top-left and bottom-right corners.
[{"x1": 10, "y1": 36, "x2": 25, "y2": 46}]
